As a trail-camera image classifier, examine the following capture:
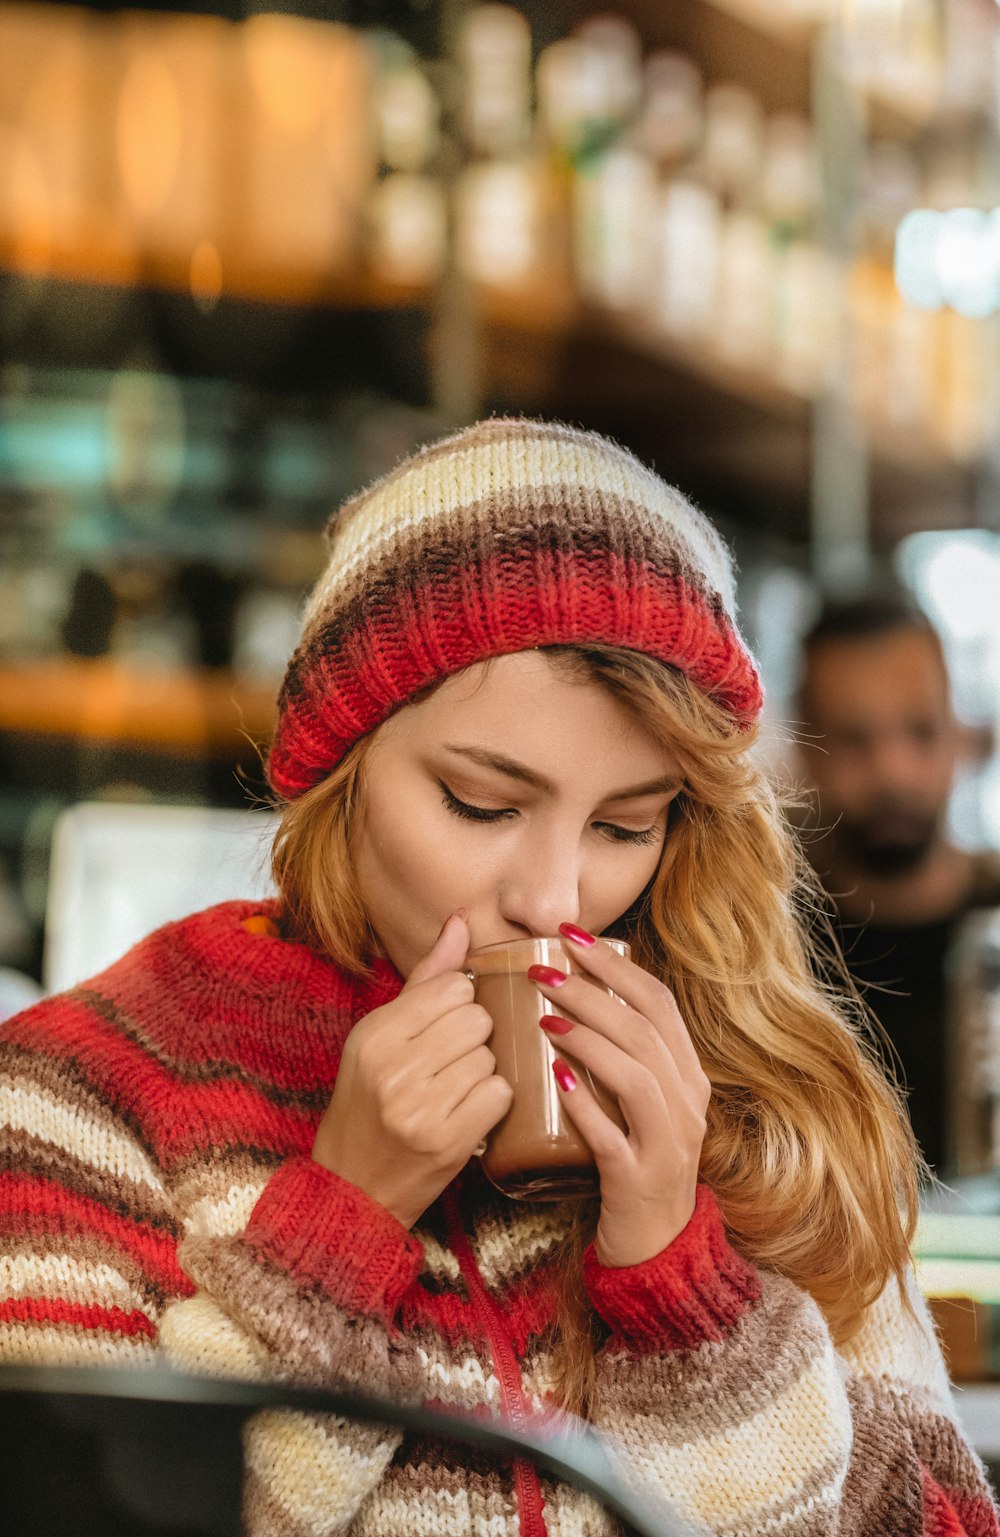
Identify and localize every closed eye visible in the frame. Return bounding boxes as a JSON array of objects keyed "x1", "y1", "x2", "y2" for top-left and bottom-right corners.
[
  {"x1": 439, "y1": 781, "x2": 516, "y2": 823},
  {"x1": 594, "y1": 821, "x2": 661, "y2": 847},
  {"x1": 441, "y1": 781, "x2": 661, "y2": 846}
]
